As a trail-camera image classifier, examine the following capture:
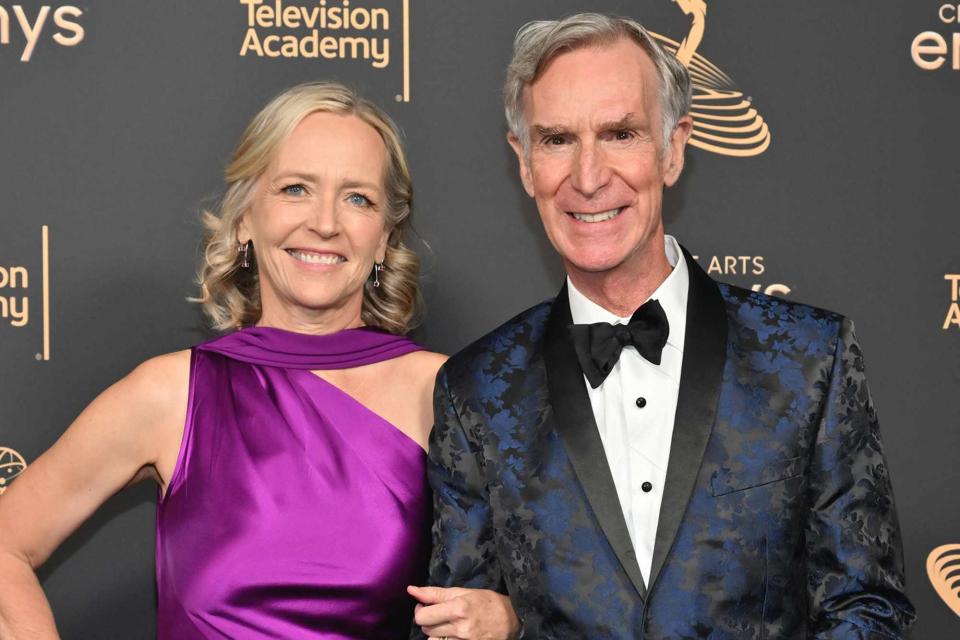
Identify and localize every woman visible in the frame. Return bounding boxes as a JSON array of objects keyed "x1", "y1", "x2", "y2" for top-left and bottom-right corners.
[{"x1": 0, "y1": 82, "x2": 453, "y2": 638}]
